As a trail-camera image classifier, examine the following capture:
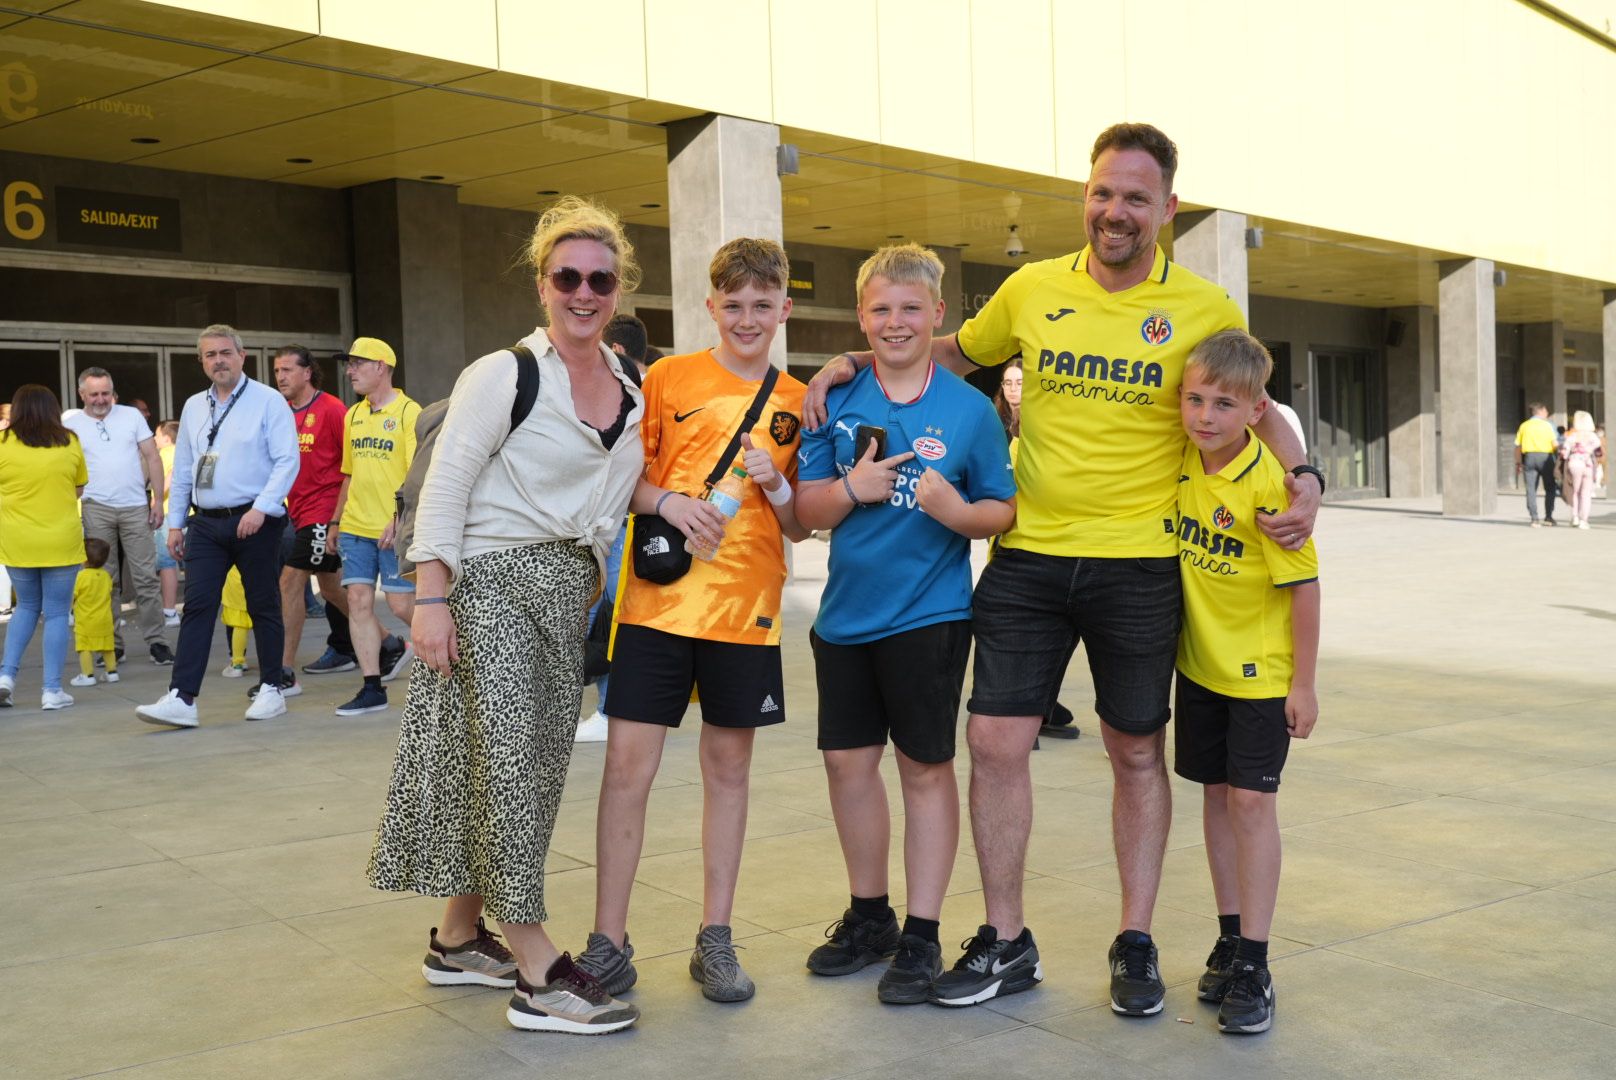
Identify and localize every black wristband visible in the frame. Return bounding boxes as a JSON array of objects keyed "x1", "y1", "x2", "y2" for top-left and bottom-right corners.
[
  {"x1": 416, "y1": 597, "x2": 448, "y2": 606},
  {"x1": 1290, "y1": 464, "x2": 1326, "y2": 496}
]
